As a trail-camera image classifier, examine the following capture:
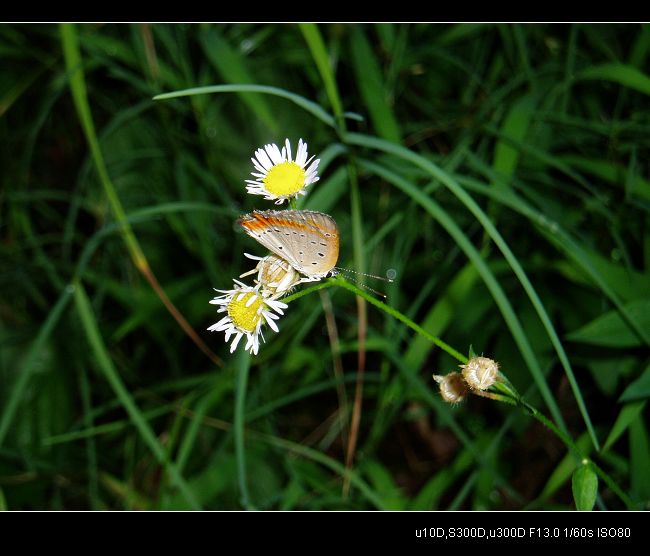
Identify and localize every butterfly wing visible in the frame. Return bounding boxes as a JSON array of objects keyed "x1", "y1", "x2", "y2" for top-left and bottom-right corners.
[{"x1": 238, "y1": 210, "x2": 339, "y2": 278}]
